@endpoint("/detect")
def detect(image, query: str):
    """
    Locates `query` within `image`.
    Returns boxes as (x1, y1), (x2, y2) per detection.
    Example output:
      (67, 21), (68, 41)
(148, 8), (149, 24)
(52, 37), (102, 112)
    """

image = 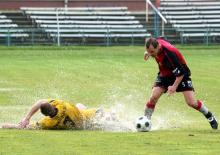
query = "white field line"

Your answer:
(0, 88), (24, 92)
